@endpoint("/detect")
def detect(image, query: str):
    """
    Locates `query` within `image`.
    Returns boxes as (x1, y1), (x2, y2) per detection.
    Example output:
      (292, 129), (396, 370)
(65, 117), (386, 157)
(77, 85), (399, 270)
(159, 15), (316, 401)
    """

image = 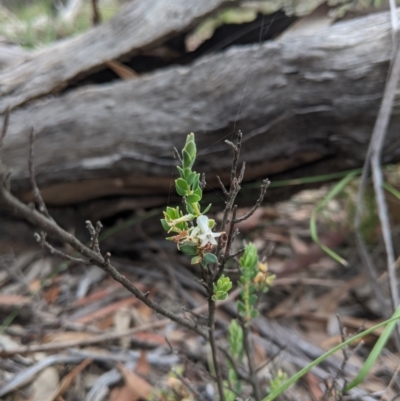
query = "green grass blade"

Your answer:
(344, 303), (400, 391)
(263, 314), (400, 401)
(310, 171), (358, 266)
(383, 181), (400, 200)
